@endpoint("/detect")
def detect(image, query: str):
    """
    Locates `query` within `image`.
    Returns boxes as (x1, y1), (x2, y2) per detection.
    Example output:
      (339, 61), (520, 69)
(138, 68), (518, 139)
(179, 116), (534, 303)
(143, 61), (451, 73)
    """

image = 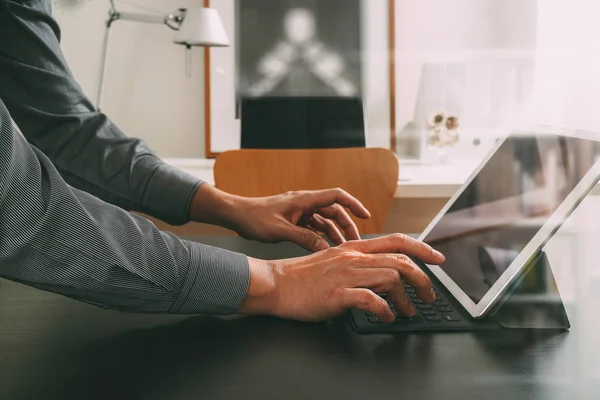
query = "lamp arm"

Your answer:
(117, 12), (170, 25)
(95, 2), (187, 109)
